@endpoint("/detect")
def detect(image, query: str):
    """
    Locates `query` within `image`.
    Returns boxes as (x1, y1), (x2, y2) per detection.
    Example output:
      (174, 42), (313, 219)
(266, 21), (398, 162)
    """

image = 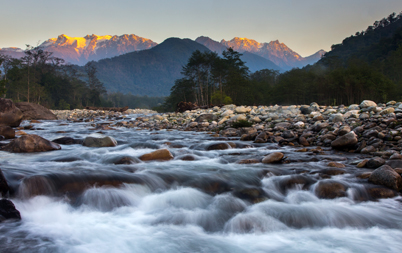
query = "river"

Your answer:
(1, 115), (401, 252)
